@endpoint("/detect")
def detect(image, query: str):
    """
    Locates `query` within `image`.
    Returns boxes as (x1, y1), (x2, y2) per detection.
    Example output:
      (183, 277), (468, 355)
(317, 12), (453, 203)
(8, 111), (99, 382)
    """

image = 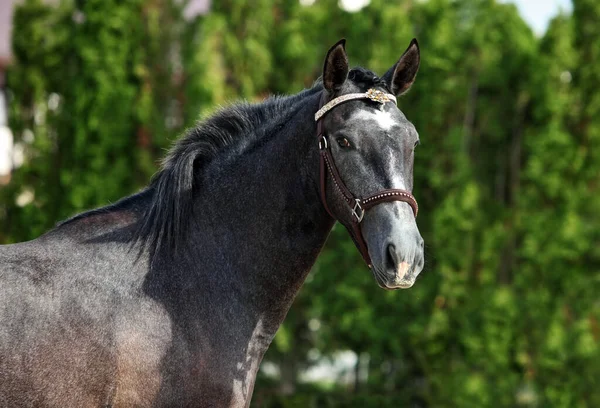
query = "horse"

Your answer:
(0, 39), (424, 407)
